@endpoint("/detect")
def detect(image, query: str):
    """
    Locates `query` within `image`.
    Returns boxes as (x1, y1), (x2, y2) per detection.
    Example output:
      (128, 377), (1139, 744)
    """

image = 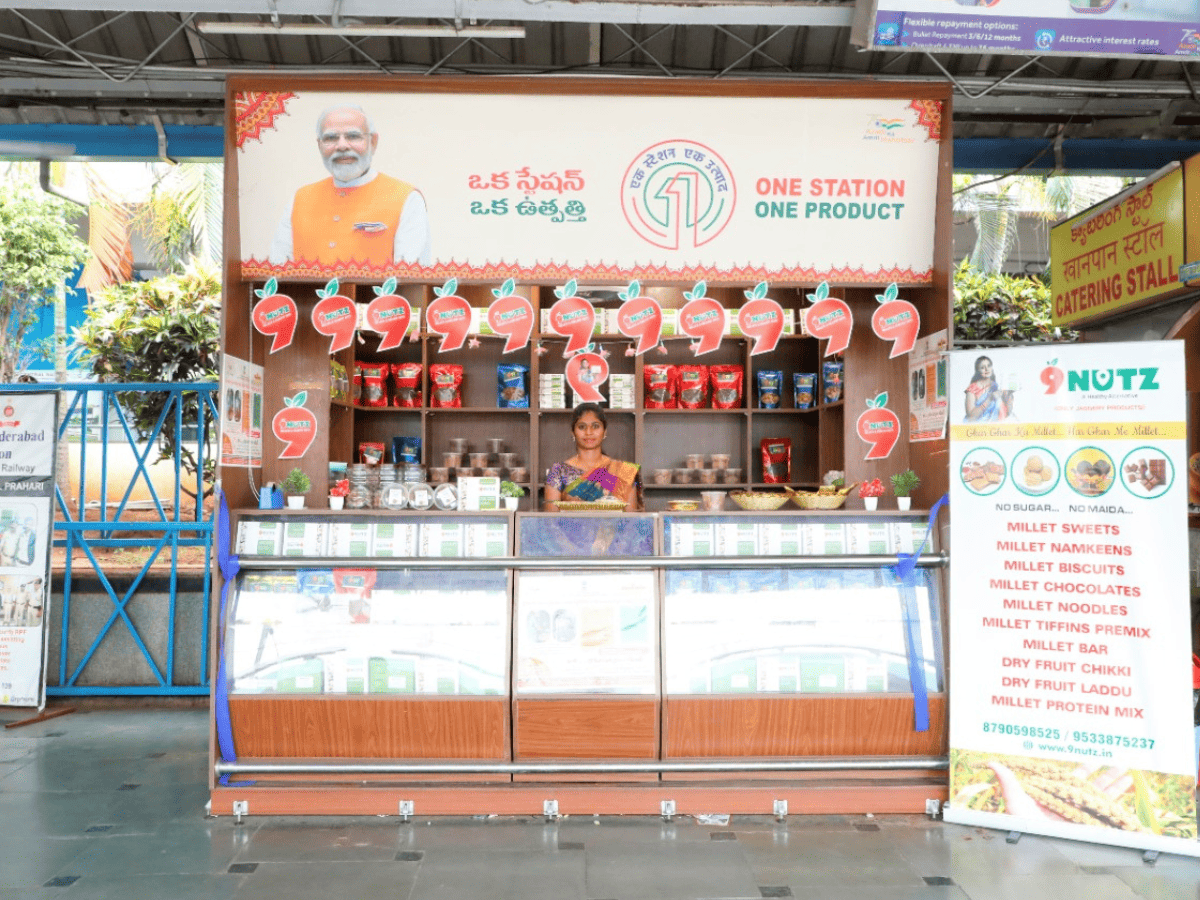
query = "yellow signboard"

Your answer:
(1185, 153), (1200, 286)
(1050, 167), (1185, 327)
